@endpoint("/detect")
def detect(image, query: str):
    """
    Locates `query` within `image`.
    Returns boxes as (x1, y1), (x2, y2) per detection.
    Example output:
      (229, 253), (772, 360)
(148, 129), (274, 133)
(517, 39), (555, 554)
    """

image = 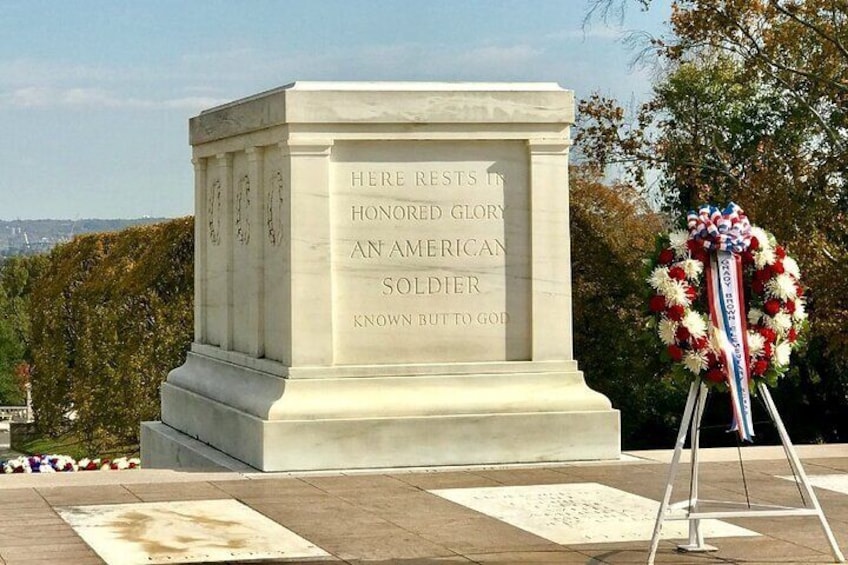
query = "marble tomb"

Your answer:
(141, 82), (620, 471)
